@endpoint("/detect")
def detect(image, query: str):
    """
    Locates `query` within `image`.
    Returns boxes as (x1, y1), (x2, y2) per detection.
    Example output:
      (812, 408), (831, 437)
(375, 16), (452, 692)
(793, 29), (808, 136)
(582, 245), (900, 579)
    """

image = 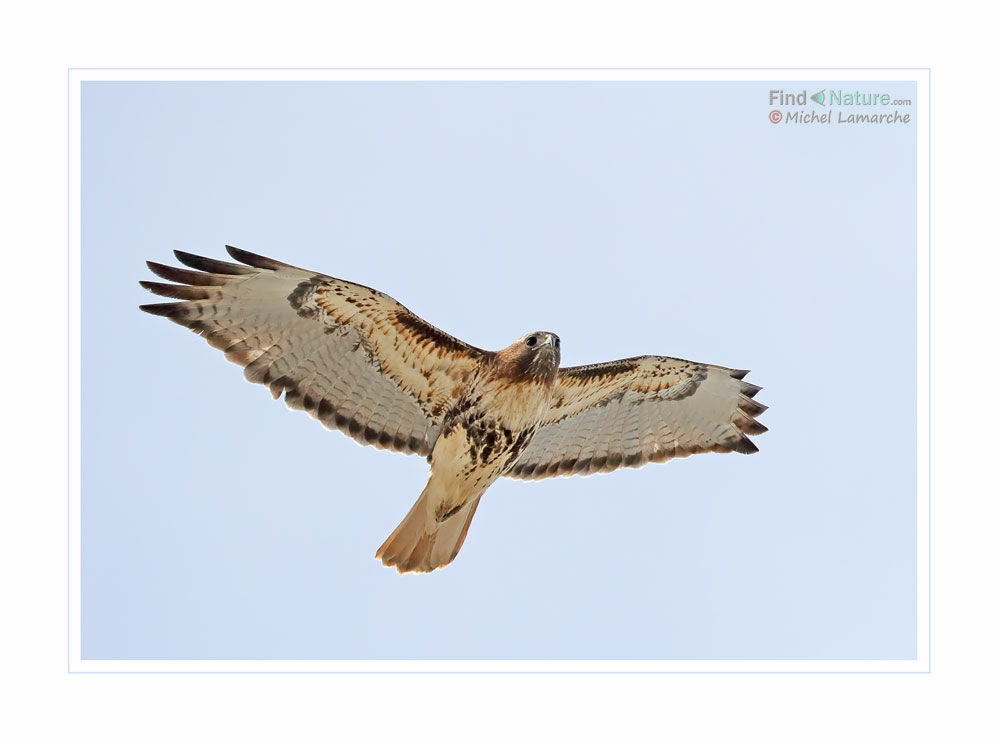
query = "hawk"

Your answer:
(140, 247), (767, 573)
